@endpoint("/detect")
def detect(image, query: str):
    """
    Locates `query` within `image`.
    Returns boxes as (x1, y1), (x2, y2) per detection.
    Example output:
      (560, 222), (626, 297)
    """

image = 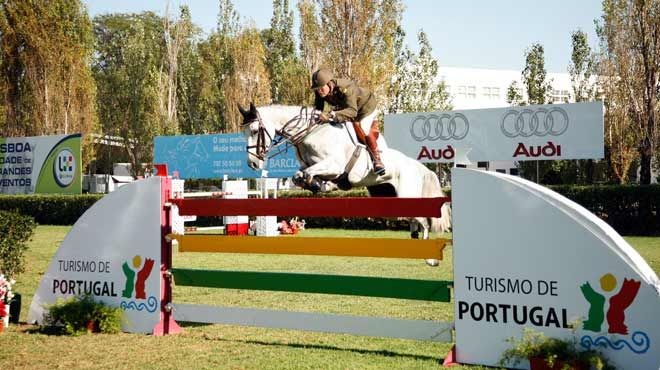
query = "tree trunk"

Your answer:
(639, 138), (652, 184)
(586, 159), (594, 184)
